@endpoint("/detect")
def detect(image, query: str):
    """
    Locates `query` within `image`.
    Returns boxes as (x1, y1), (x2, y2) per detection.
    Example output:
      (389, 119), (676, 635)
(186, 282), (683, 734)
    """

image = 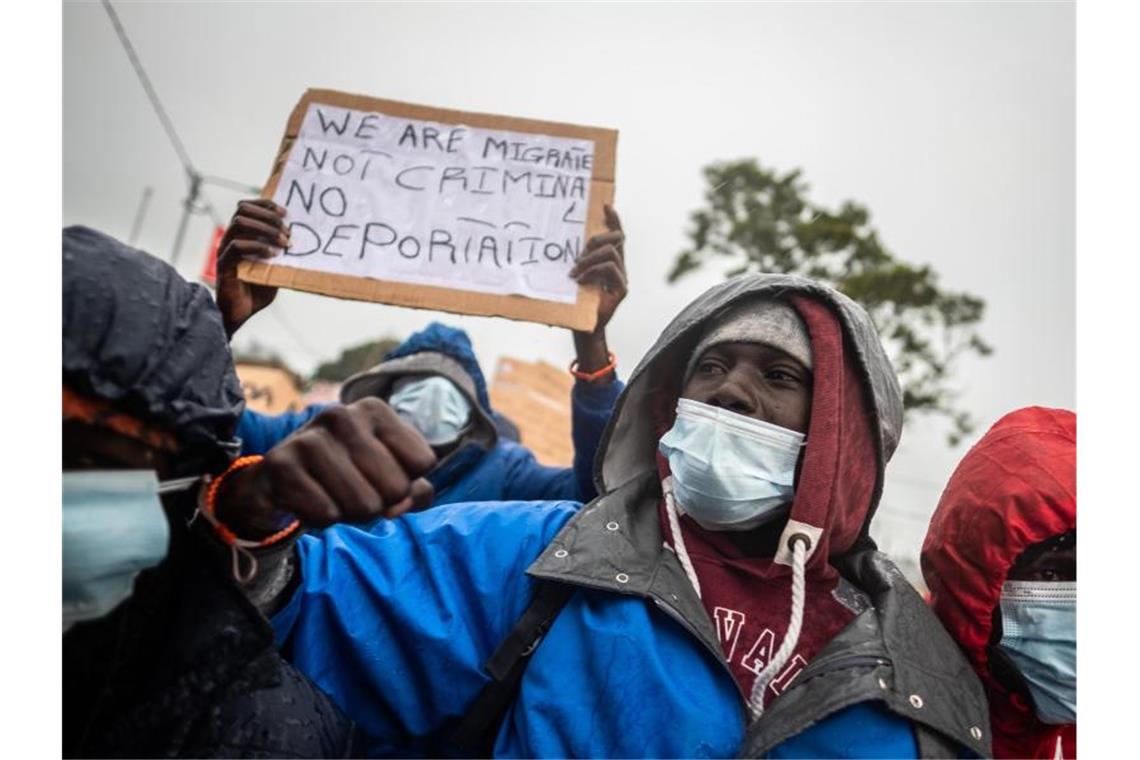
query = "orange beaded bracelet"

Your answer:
(569, 352), (617, 383)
